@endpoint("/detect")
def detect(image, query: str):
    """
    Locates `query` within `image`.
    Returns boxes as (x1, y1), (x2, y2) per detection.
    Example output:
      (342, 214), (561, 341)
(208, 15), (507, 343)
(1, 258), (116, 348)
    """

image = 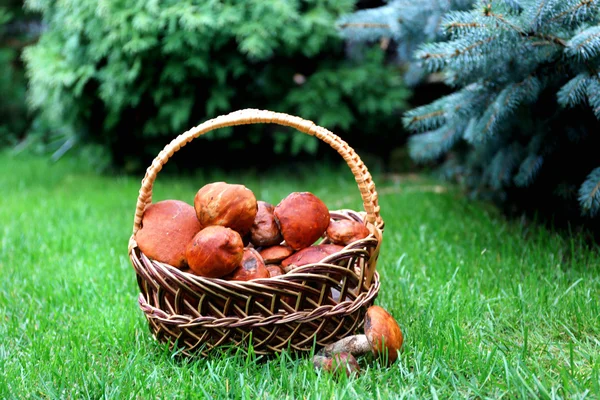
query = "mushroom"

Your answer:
(274, 192), (330, 250)
(249, 201), (283, 247)
(266, 264), (284, 278)
(317, 305), (403, 365)
(186, 225), (244, 278)
(258, 244), (295, 264)
(280, 243), (344, 273)
(313, 352), (360, 378)
(325, 219), (371, 246)
(194, 181), (258, 236)
(225, 248), (270, 281)
(136, 199), (202, 269)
